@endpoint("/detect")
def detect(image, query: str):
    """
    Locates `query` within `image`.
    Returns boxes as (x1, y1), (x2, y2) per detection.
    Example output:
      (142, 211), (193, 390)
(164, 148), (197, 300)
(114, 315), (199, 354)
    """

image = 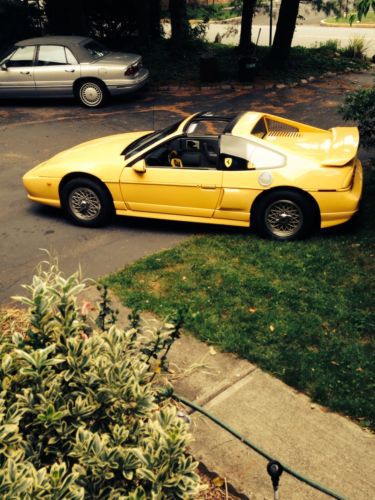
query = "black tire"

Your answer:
(61, 178), (113, 227)
(77, 80), (108, 108)
(252, 190), (318, 241)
